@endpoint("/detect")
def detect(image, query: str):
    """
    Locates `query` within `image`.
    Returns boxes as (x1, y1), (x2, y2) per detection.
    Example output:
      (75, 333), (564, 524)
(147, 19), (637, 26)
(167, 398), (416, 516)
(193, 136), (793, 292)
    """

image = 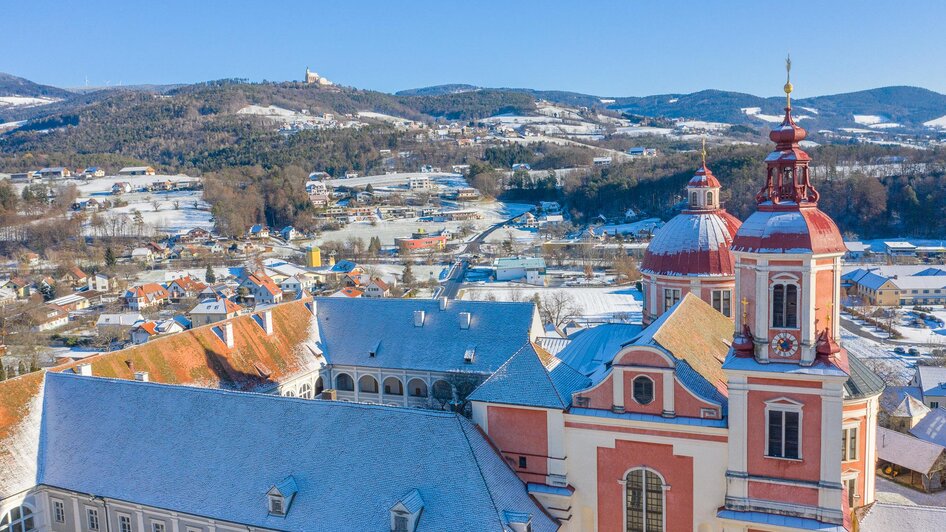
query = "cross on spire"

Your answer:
(701, 137), (707, 166)
(741, 297), (749, 321)
(784, 54), (793, 108)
